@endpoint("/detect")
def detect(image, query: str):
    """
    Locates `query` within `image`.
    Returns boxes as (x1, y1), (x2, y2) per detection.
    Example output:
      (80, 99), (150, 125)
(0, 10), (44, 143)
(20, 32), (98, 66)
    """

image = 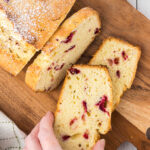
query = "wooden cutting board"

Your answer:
(0, 0), (150, 149)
